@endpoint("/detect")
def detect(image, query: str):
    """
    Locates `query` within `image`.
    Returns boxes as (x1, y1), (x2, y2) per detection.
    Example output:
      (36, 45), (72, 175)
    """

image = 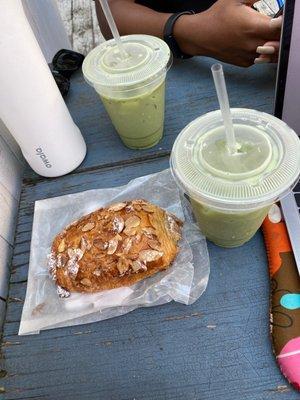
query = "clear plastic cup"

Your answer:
(170, 109), (300, 247)
(82, 34), (172, 149)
